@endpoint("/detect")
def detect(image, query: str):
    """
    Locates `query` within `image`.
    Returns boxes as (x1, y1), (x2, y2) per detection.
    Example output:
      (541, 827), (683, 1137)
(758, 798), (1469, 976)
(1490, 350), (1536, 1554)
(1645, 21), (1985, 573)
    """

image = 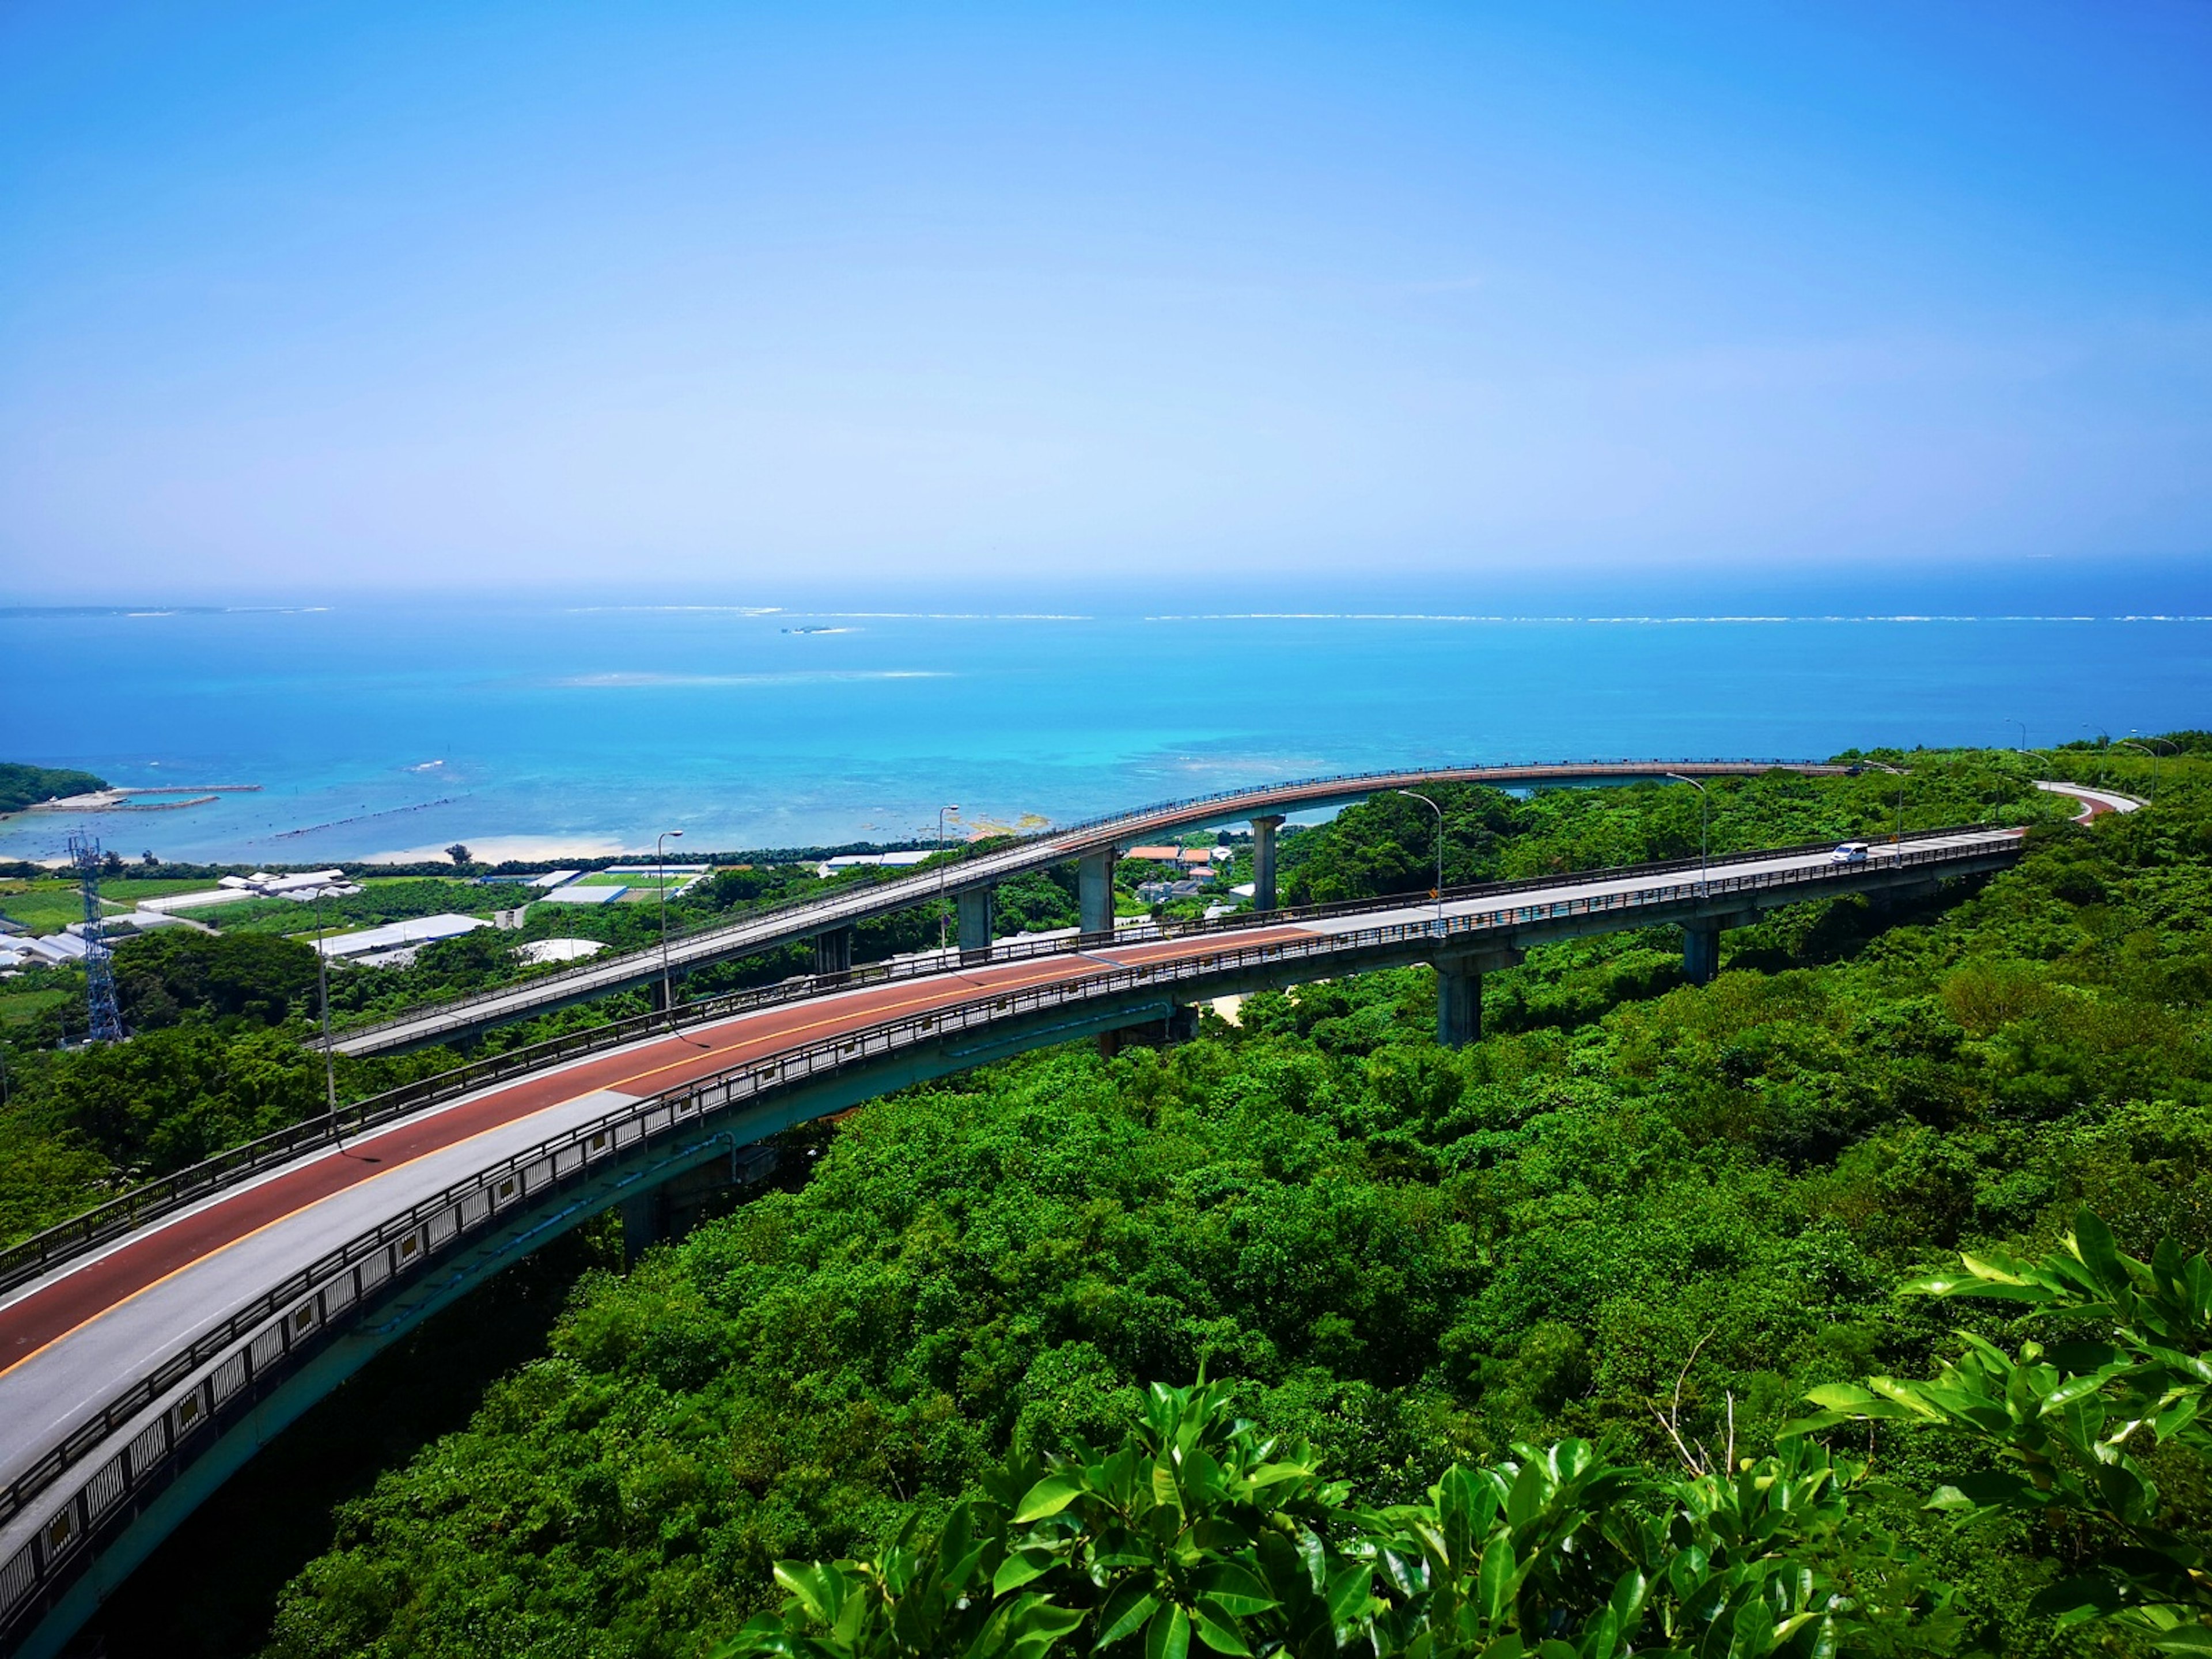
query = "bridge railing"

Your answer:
(0, 824), (2010, 1302)
(322, 758), (1853, 1046)
(0, 824), (2020, 1648)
